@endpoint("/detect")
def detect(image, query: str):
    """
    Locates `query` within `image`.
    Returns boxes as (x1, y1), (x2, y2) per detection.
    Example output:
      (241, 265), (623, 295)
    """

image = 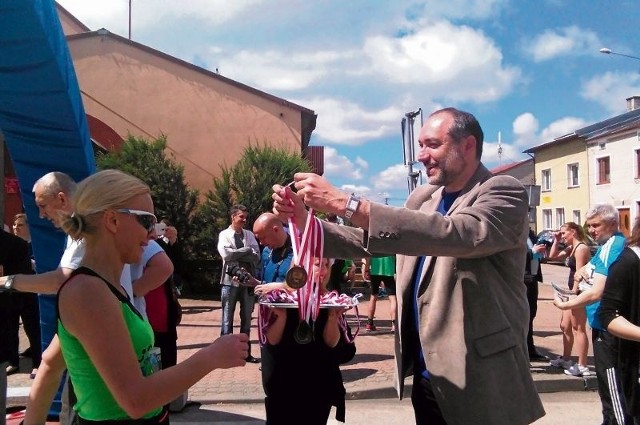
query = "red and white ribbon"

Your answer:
(290, 210), (324, 327)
